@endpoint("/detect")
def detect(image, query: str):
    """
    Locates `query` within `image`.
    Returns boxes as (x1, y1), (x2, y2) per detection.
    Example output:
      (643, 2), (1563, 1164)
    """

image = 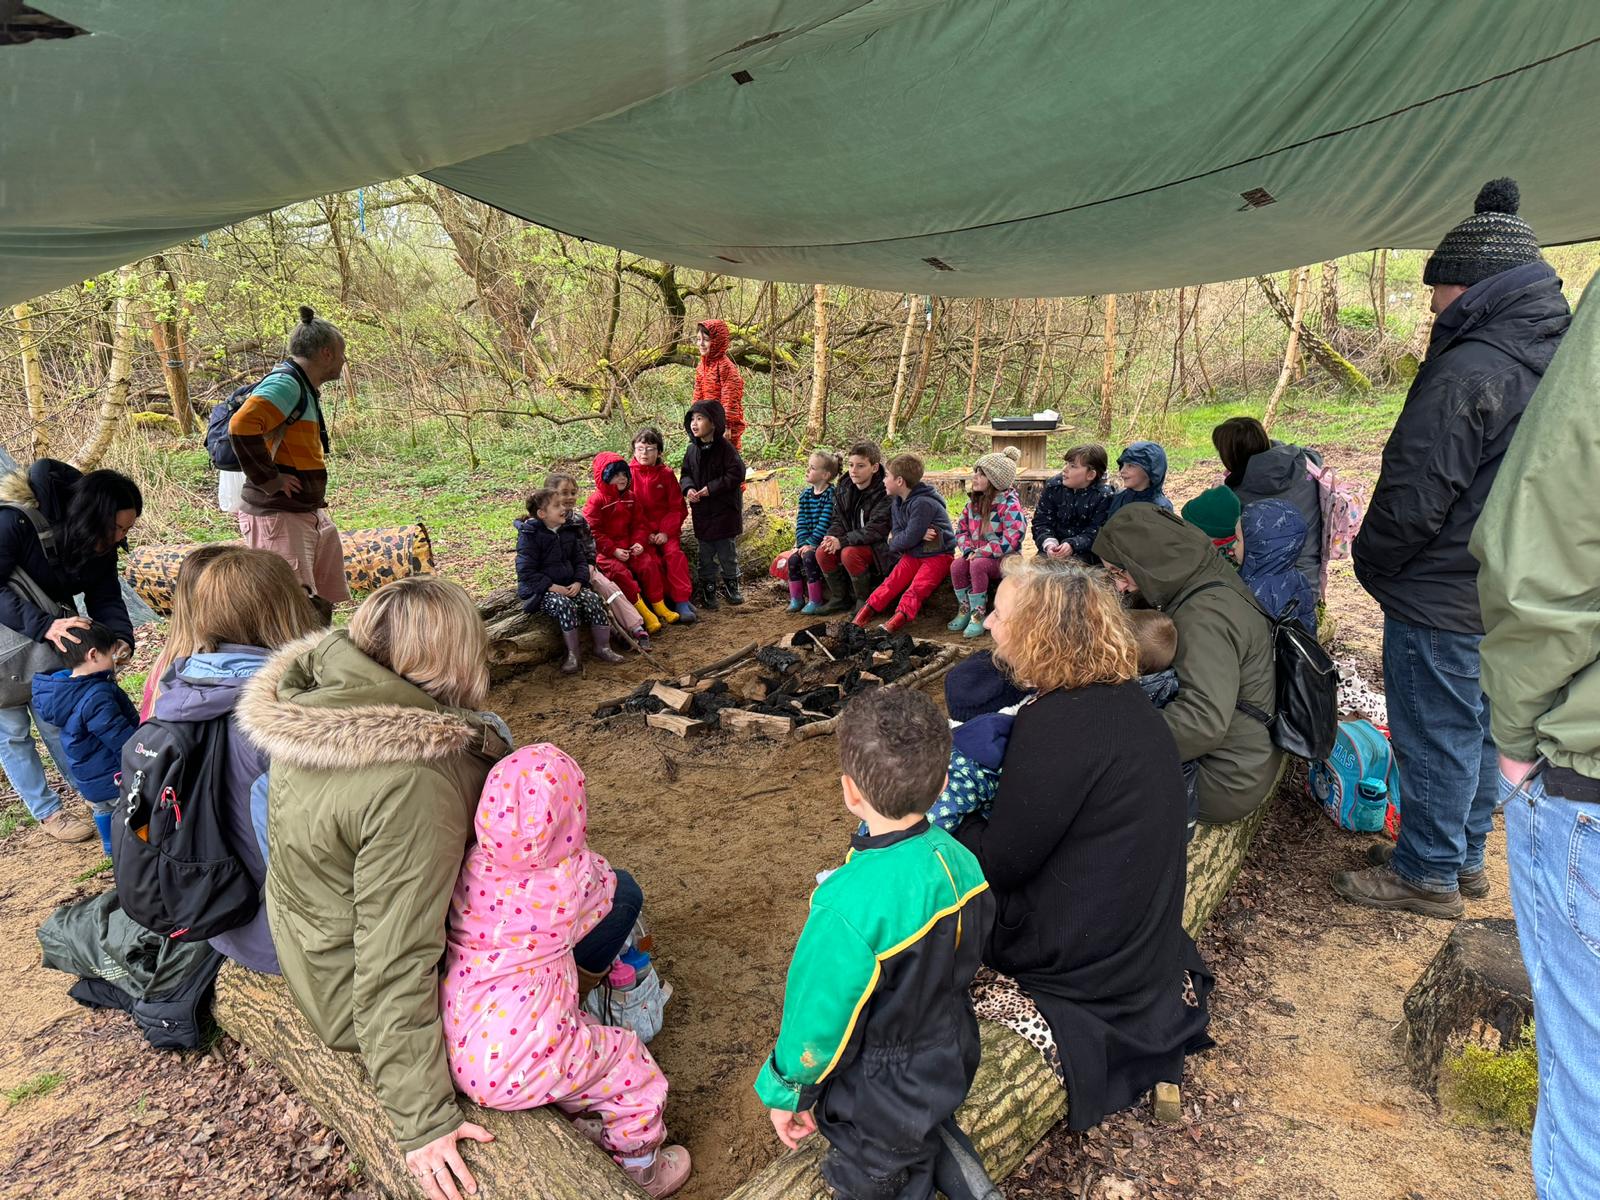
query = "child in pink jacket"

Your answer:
(441, 744), (691, 1198)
